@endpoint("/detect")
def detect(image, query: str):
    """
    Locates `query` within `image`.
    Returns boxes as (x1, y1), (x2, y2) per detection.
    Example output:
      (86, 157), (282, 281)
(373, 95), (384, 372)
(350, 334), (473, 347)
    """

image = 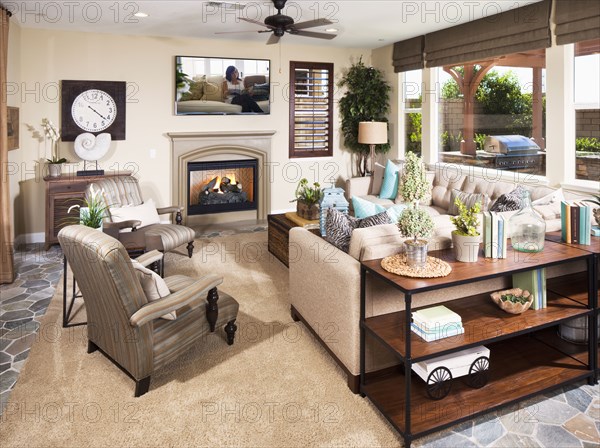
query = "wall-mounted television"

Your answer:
(175, 56), (270, 115)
